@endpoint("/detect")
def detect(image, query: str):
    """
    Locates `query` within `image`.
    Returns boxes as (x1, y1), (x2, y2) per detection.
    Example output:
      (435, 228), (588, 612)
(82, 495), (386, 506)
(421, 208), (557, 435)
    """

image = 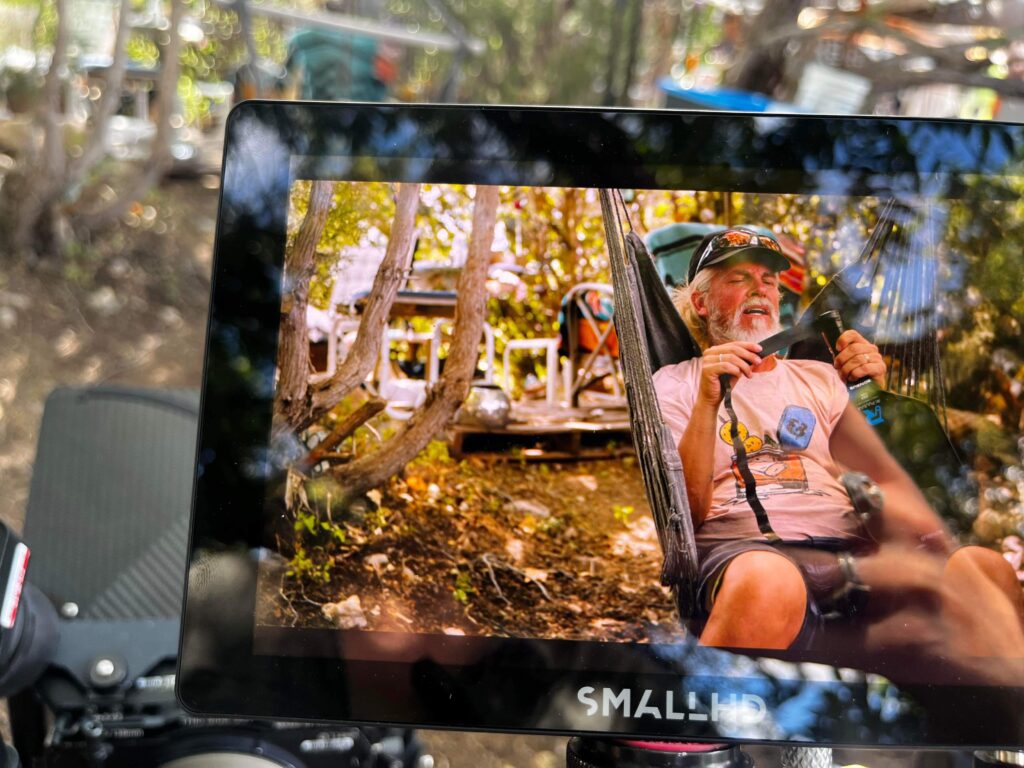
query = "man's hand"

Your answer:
(697, 342), (762, 407)
(834, 330), (886, 388)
